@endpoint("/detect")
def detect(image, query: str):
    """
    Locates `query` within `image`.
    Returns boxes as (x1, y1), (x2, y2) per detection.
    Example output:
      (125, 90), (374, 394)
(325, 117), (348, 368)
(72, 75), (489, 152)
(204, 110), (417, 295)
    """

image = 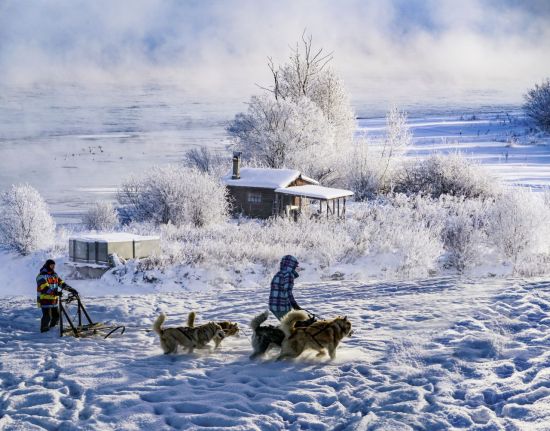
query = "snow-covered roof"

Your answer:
(70, 233), (160, 243)
(222, 168), (318, 189)
(274, 185), (354, 200)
